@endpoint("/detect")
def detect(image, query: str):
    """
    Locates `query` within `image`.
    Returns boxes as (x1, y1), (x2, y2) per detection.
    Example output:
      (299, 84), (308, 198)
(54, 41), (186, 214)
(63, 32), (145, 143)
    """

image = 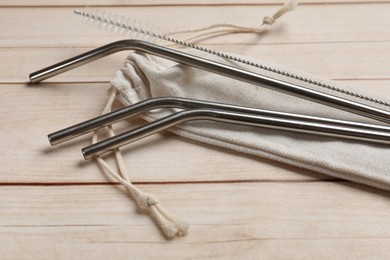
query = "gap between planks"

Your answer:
(1, 1), (390, 8)
(0, 178), (345, 186)
(3, 40), (390, 50)
(3, 78), (389, 85)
